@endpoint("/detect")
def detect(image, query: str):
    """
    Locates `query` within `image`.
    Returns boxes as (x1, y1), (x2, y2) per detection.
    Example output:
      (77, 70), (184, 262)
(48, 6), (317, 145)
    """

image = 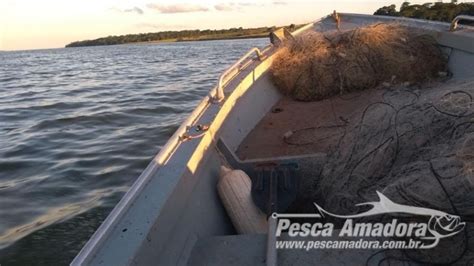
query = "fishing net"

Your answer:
(289, 80), (474, 264)
(270, 23), (448, 101)
(267, 22), (473, 263)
